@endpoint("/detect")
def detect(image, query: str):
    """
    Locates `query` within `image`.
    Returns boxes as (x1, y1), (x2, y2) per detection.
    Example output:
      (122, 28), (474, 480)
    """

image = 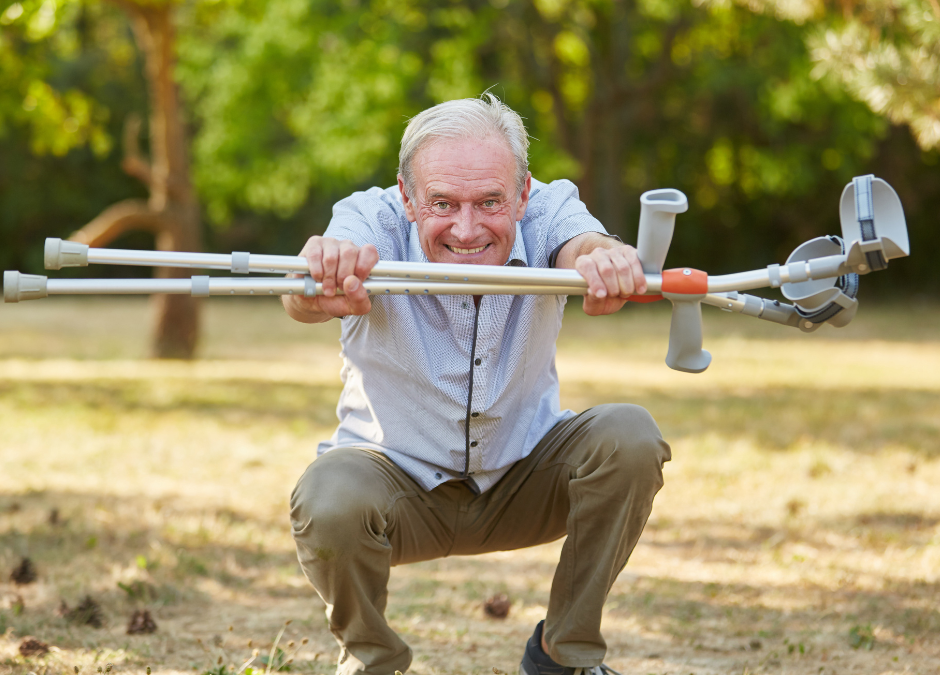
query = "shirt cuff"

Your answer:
(548, 233), (624, 268)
